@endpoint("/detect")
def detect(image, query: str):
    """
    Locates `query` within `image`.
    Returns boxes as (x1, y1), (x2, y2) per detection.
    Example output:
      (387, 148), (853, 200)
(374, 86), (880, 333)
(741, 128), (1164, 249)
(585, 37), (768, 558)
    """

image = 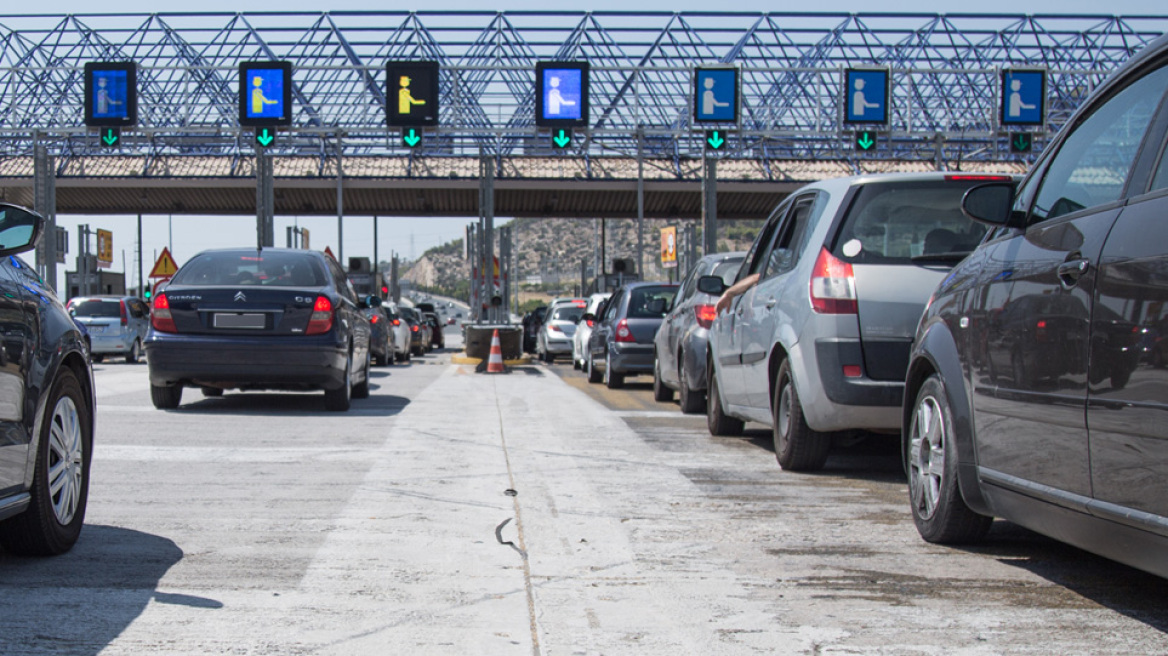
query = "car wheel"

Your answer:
(125, 339), (141, 364)
(352, 351), (371, 400)
(91, 354), (104, 363)
(0, 368), (91, 556)
(706, 361), (743, 437)
(150, 384), (182, 409)
(773, 359), (831, 471)
(587, 352), (602, 384)
(604, 351), (624, 389)
(324, 353), (353, 412)
(678, 360), (705, 414)
(907, 374), (992, 543)
(652, 356), (673, 402)
(201, 387), (223, 398)
(573, 356), (582, 371)
(374, 348), (388, 367)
